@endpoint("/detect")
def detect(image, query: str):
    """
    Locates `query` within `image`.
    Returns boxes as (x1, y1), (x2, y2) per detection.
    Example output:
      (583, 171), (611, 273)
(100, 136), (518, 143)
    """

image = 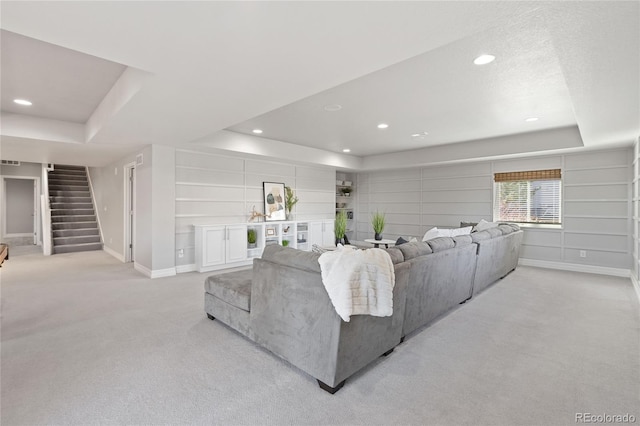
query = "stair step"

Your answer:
(51, 215), (96, 223)
(50, 202), (94, 210)
(49, 196), (92, 203)
(49, 176), (87, 182)
(49, 184), (89, 191)
(53, 242), (102, 254)
(53, 165), (86, 171)
(53, 235), (101, 245)
(52, 221), (98, 230)
(51, 209), (95, 216)
(53, 228), (99, 238)
(49, 190), (91, 197)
